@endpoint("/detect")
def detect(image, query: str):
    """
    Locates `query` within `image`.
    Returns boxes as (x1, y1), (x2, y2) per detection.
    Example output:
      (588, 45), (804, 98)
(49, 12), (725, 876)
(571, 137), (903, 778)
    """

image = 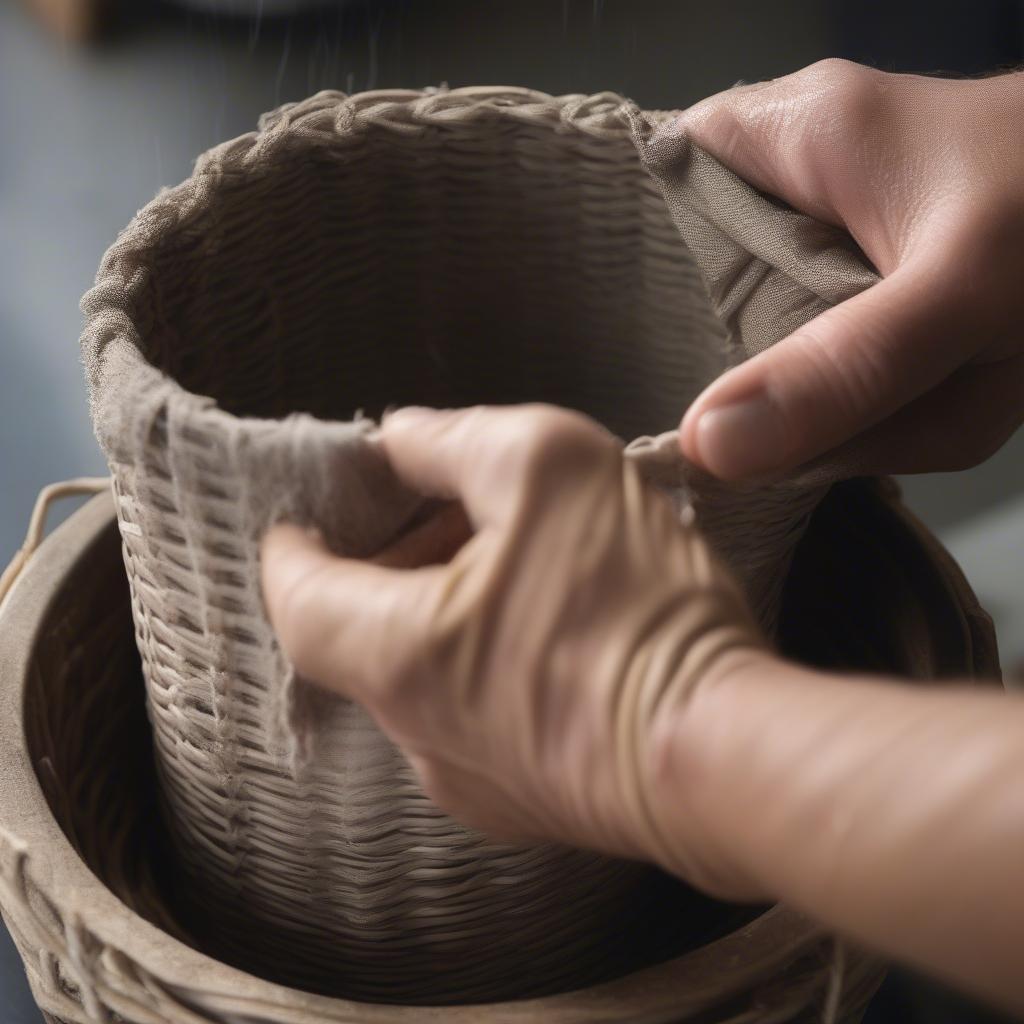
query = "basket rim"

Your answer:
(78, 87), (669, 465)
(0, 492), (831, 1022)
